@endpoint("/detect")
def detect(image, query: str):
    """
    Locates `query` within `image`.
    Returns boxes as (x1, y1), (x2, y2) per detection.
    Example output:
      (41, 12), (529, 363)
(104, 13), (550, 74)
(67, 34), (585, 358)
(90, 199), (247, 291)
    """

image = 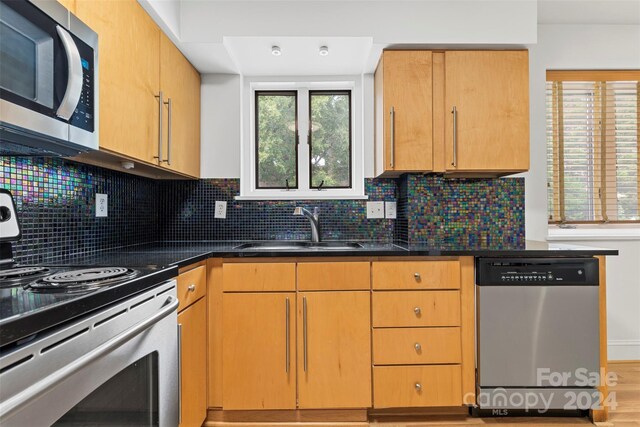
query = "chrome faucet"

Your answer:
(293, 207), (321, 242)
